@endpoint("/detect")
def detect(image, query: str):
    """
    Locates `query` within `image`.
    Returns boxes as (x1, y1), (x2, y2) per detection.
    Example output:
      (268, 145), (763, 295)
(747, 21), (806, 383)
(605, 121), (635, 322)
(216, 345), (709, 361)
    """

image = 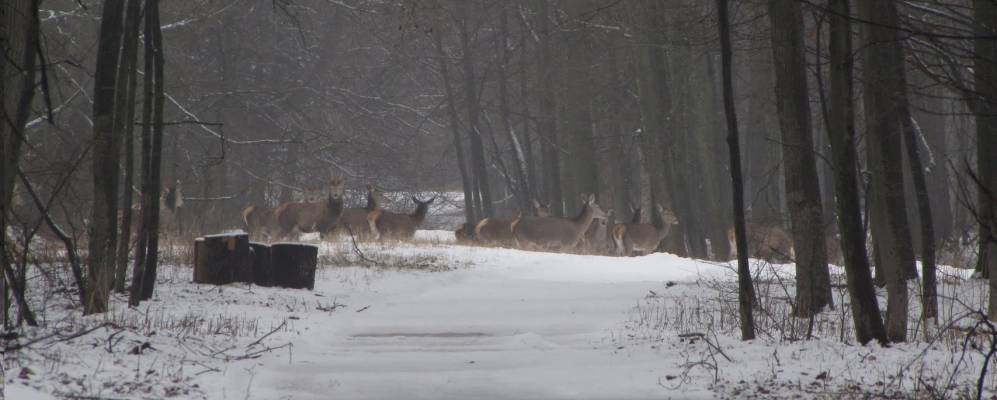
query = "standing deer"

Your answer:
(274, 179), (345, 239)
(242, 205), (279, 240)
(610, 203), (678, 256)
(726, 222), (795, 263)
(582, 207), (615, 253)
(332, 185), (389, 240)
(367, 196), (435, 241)
(511, 194), (607, 251)
(474, 199), (552, 247)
